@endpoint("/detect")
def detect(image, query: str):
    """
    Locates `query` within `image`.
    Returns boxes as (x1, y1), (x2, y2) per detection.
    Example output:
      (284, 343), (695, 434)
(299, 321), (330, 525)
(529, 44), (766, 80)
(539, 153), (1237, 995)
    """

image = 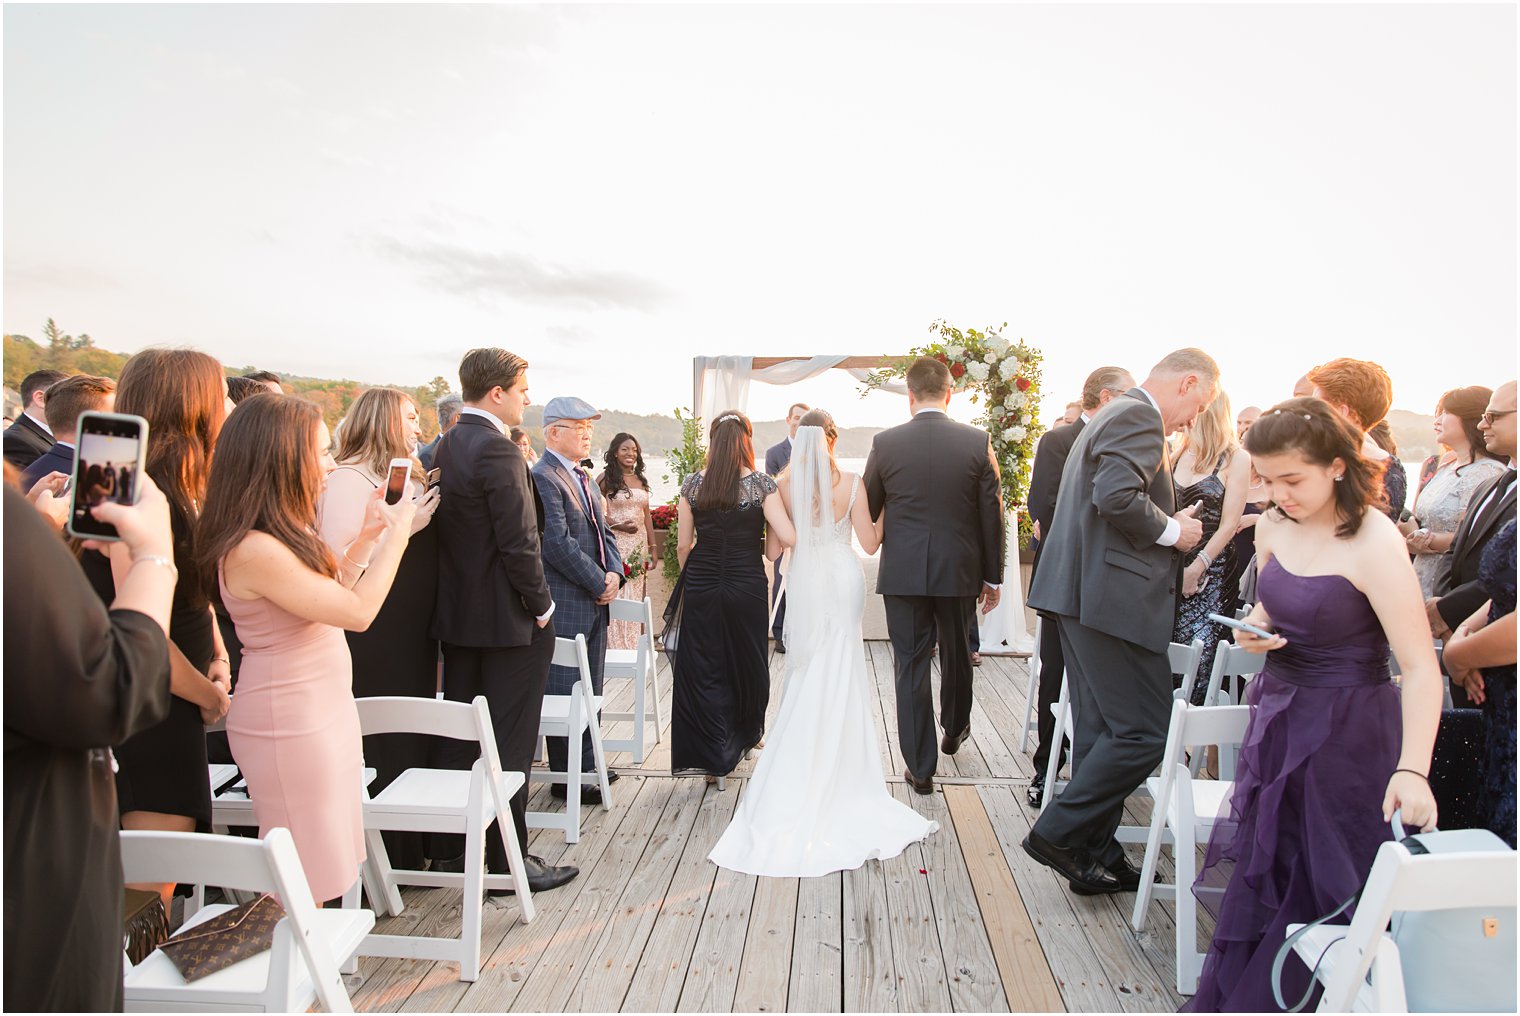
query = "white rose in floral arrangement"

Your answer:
(1020, 413), (1031, 425)
(1008, 425), (1028, 442)
(1008, 391), (1027, 409)
(998, 358), (1019, 381)
(983, 350), (998, 364)
(988, 334), (1010, 354)
(946, 344), (965, 360)
(968, 361), (989, 381)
